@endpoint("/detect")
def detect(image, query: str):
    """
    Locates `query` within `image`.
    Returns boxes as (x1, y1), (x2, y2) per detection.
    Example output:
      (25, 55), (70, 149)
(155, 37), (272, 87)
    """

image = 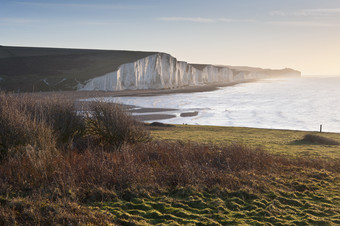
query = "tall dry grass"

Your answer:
(0, 92), (150, 159)
(1, 140), (338, 224)
(1, 140), (338, 198)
